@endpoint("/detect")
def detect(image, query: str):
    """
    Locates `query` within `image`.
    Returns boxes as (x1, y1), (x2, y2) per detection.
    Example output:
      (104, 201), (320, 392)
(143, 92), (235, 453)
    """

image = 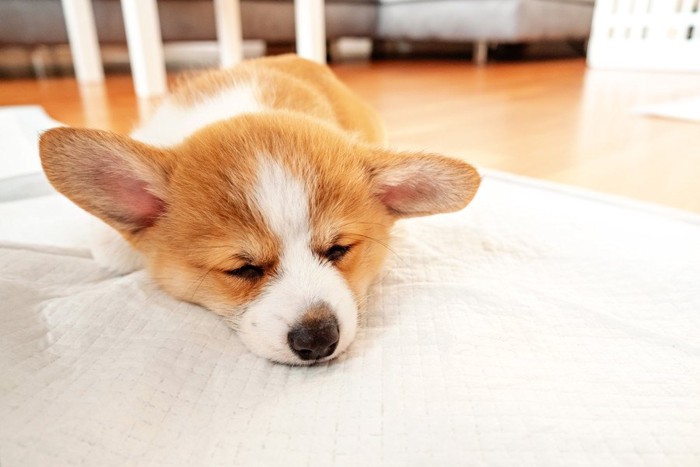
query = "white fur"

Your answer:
(90, 82), (263, 273)
(89, 216), (143, 274)
(131, 84), (263, 147)
(234, 157), (358, 365)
